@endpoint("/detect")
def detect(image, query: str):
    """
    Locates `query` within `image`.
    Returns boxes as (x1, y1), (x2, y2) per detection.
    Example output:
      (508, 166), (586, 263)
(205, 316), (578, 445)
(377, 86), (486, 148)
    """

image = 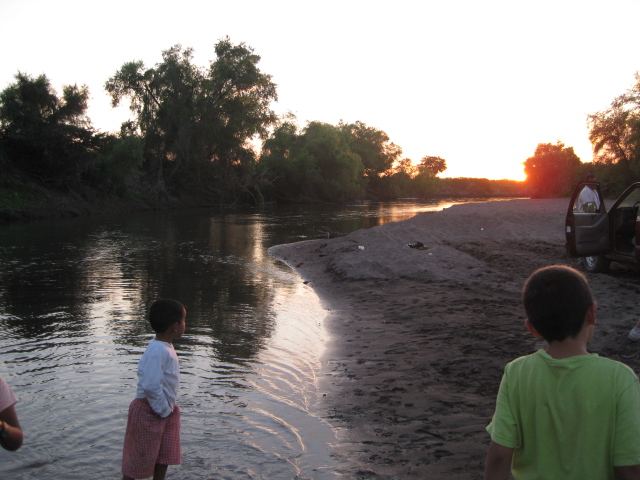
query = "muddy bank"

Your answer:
(270, 198), (640, 479)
